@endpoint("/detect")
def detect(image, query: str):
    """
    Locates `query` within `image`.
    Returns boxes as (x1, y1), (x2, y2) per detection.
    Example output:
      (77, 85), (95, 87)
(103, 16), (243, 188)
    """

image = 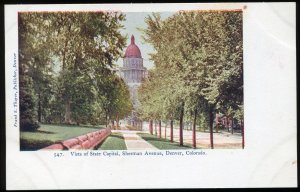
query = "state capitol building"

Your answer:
(119, 35), (147, 128)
